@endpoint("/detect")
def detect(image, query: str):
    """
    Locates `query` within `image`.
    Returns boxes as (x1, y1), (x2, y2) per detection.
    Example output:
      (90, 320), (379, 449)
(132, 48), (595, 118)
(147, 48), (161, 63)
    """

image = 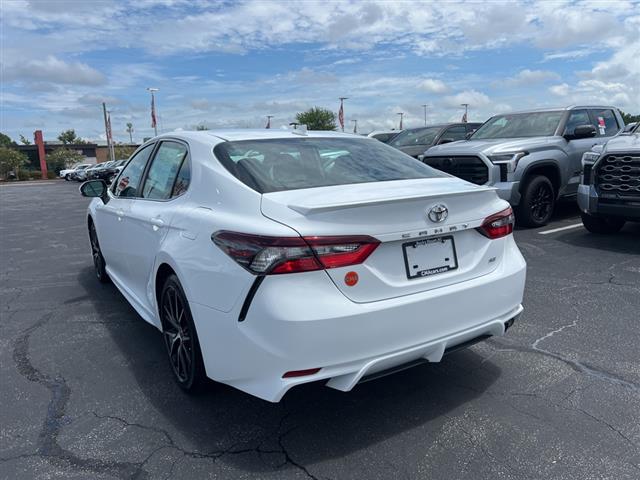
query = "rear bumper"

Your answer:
(578, 184), (640, 220)
(190, 237), (526, 402)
